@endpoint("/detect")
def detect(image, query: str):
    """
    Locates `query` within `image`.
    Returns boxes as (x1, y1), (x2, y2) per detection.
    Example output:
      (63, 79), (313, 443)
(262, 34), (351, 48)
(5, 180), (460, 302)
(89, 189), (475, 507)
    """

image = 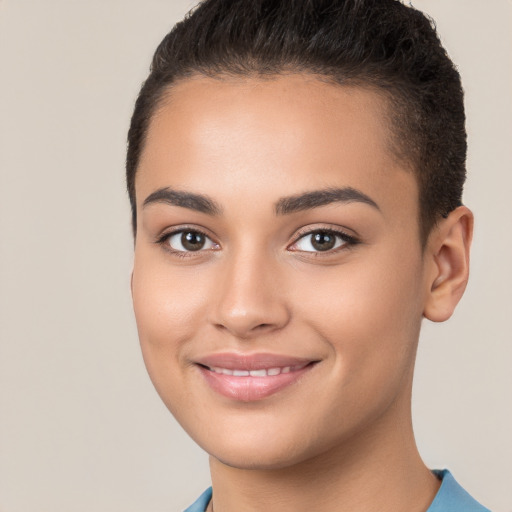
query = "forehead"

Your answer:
(136, 74), (418, 226)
